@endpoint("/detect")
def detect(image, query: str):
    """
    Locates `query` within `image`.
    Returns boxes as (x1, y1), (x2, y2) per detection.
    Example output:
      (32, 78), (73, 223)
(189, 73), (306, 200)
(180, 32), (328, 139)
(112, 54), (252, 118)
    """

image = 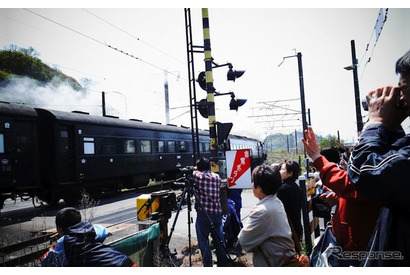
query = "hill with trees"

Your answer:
(0, 45), (82, 91)
(264, 130), (343, 150)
